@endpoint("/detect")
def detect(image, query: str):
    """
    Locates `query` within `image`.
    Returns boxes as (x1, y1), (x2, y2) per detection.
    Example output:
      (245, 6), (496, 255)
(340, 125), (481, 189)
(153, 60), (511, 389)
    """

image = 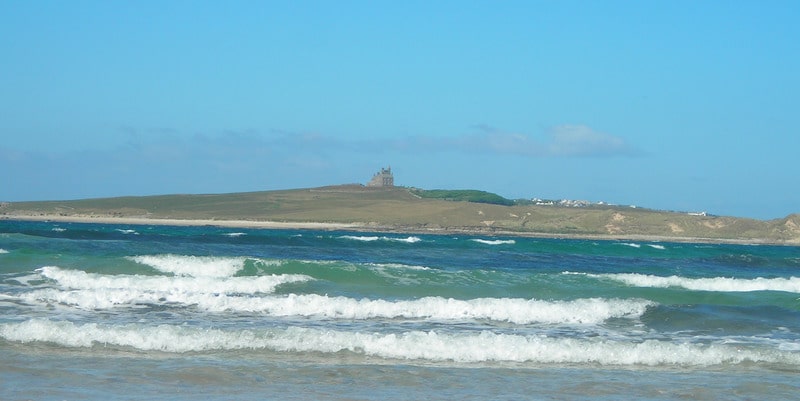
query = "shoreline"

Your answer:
(1, 214), (360, 230)
(3, 213), (795, 246)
